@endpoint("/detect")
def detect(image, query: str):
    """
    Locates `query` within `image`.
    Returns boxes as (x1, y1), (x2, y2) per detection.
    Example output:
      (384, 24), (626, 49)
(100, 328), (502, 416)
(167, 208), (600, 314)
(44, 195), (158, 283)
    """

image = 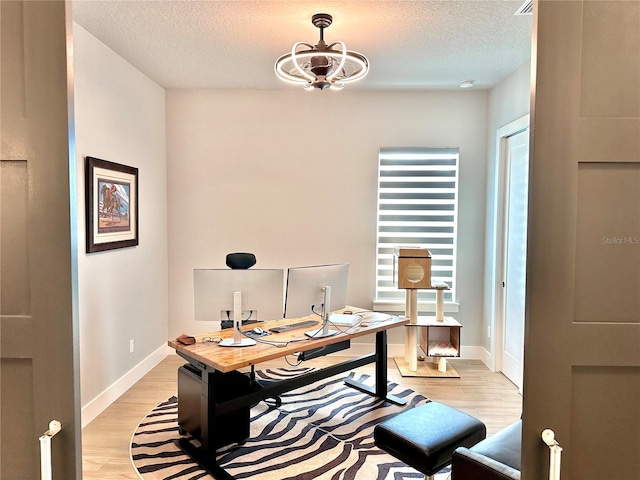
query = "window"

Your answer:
(375, 147), (459, 306)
